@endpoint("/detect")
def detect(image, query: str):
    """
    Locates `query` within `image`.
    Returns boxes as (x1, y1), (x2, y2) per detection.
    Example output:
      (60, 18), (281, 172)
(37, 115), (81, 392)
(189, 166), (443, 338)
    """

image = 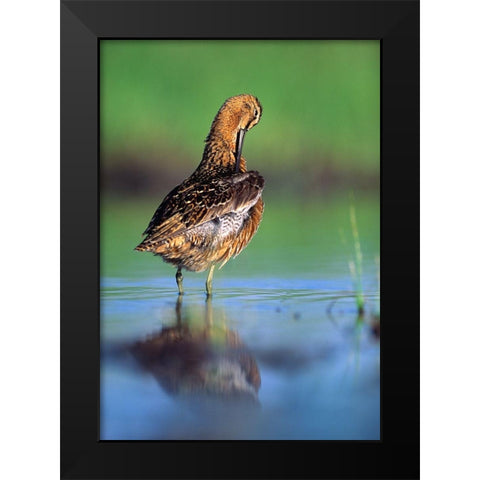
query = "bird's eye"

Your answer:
(254, 109), (258, 117)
